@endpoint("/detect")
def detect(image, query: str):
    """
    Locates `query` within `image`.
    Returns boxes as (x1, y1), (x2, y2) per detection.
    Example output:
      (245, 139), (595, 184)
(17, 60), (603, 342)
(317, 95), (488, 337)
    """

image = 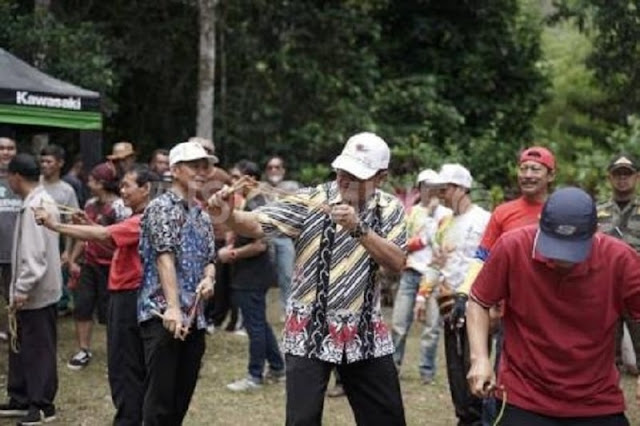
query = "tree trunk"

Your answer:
(196, 0), (216, 140)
